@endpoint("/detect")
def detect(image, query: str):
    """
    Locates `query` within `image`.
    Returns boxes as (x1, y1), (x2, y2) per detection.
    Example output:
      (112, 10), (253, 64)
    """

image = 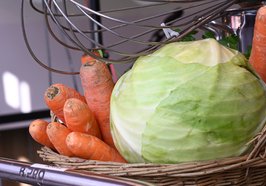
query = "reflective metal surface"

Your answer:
(0, 157), (153, 186)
